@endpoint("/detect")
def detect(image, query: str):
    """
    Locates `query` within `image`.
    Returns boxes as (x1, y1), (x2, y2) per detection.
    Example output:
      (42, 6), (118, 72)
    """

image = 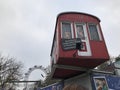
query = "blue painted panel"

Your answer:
(92, 74), (120, 90)
(40, 82), (64, 90)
